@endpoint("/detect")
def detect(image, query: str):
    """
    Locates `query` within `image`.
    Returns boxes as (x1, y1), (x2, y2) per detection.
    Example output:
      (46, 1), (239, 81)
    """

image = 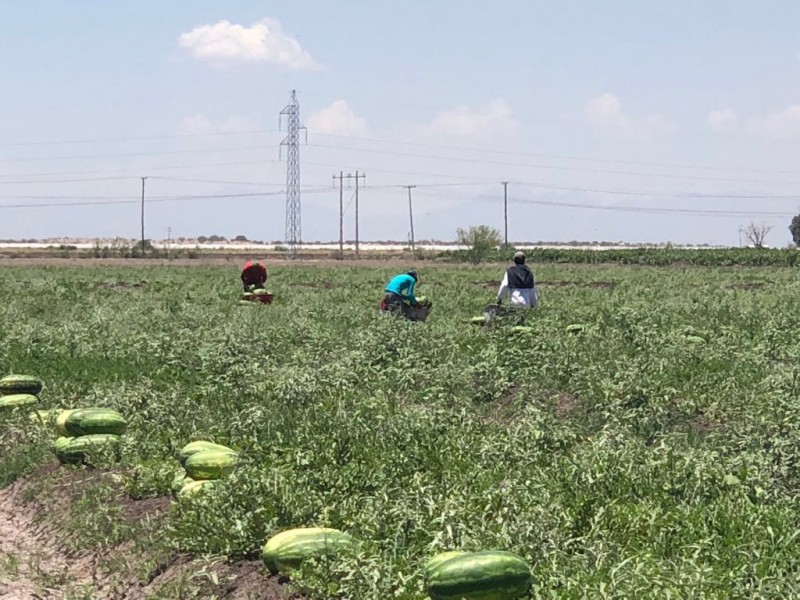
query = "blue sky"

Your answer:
(2, 1), (800, 245)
